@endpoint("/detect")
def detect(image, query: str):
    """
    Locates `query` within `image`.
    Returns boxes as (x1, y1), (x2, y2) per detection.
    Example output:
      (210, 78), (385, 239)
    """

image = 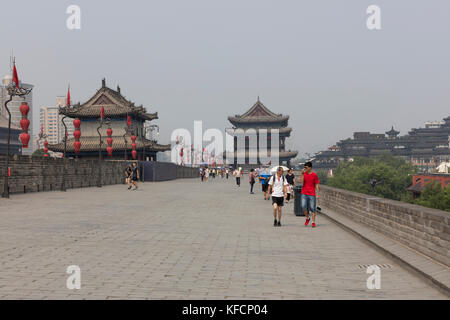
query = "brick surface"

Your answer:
(0, 178), (447, 299)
